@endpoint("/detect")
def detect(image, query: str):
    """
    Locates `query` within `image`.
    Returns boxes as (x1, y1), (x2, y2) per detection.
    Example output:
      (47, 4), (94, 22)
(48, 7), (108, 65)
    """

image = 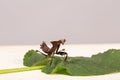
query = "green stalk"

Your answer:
(0, 66), (45, 74)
